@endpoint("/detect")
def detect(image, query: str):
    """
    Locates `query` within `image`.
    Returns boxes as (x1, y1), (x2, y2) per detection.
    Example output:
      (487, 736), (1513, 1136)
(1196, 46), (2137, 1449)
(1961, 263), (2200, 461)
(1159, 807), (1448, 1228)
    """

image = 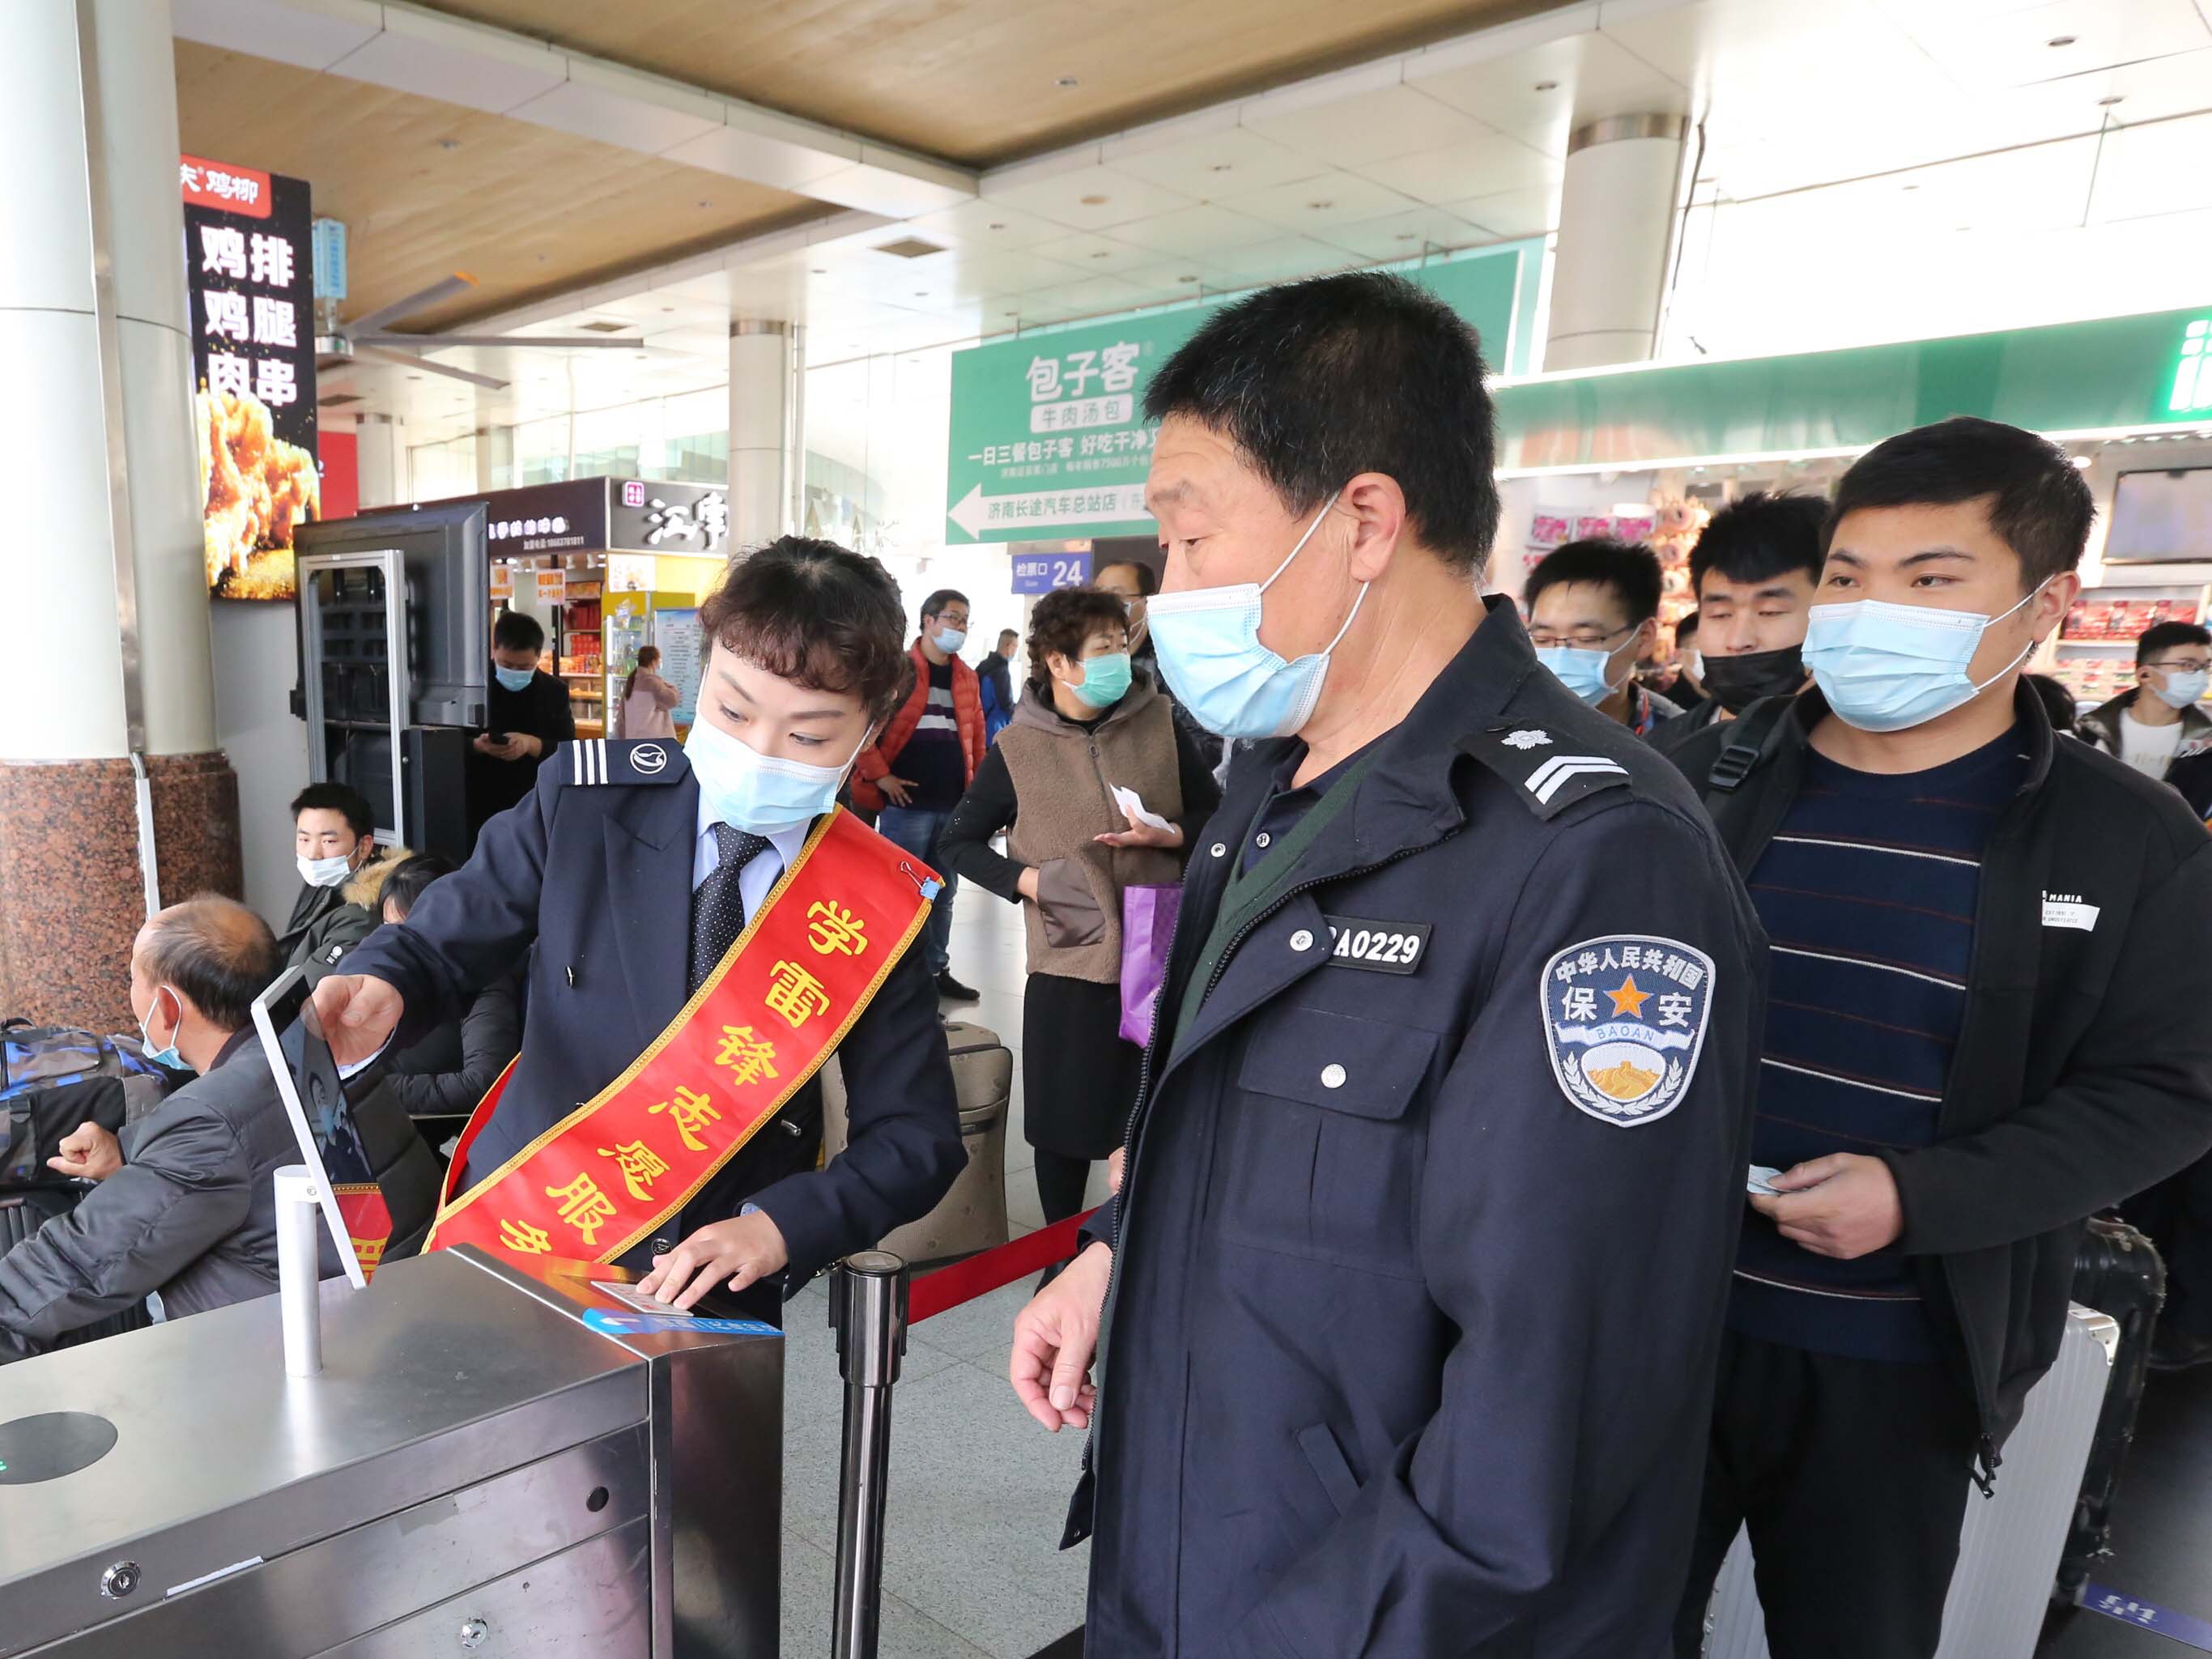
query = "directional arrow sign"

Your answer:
(947, 483), (1150, 540)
